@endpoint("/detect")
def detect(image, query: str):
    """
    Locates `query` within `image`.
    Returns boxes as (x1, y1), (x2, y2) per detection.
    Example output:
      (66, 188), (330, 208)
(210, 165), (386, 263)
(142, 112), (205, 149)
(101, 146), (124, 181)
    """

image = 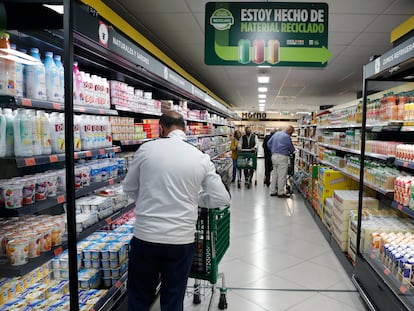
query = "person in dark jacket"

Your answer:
(263, 128), (278, 187)
(238, 127), (259, 182)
